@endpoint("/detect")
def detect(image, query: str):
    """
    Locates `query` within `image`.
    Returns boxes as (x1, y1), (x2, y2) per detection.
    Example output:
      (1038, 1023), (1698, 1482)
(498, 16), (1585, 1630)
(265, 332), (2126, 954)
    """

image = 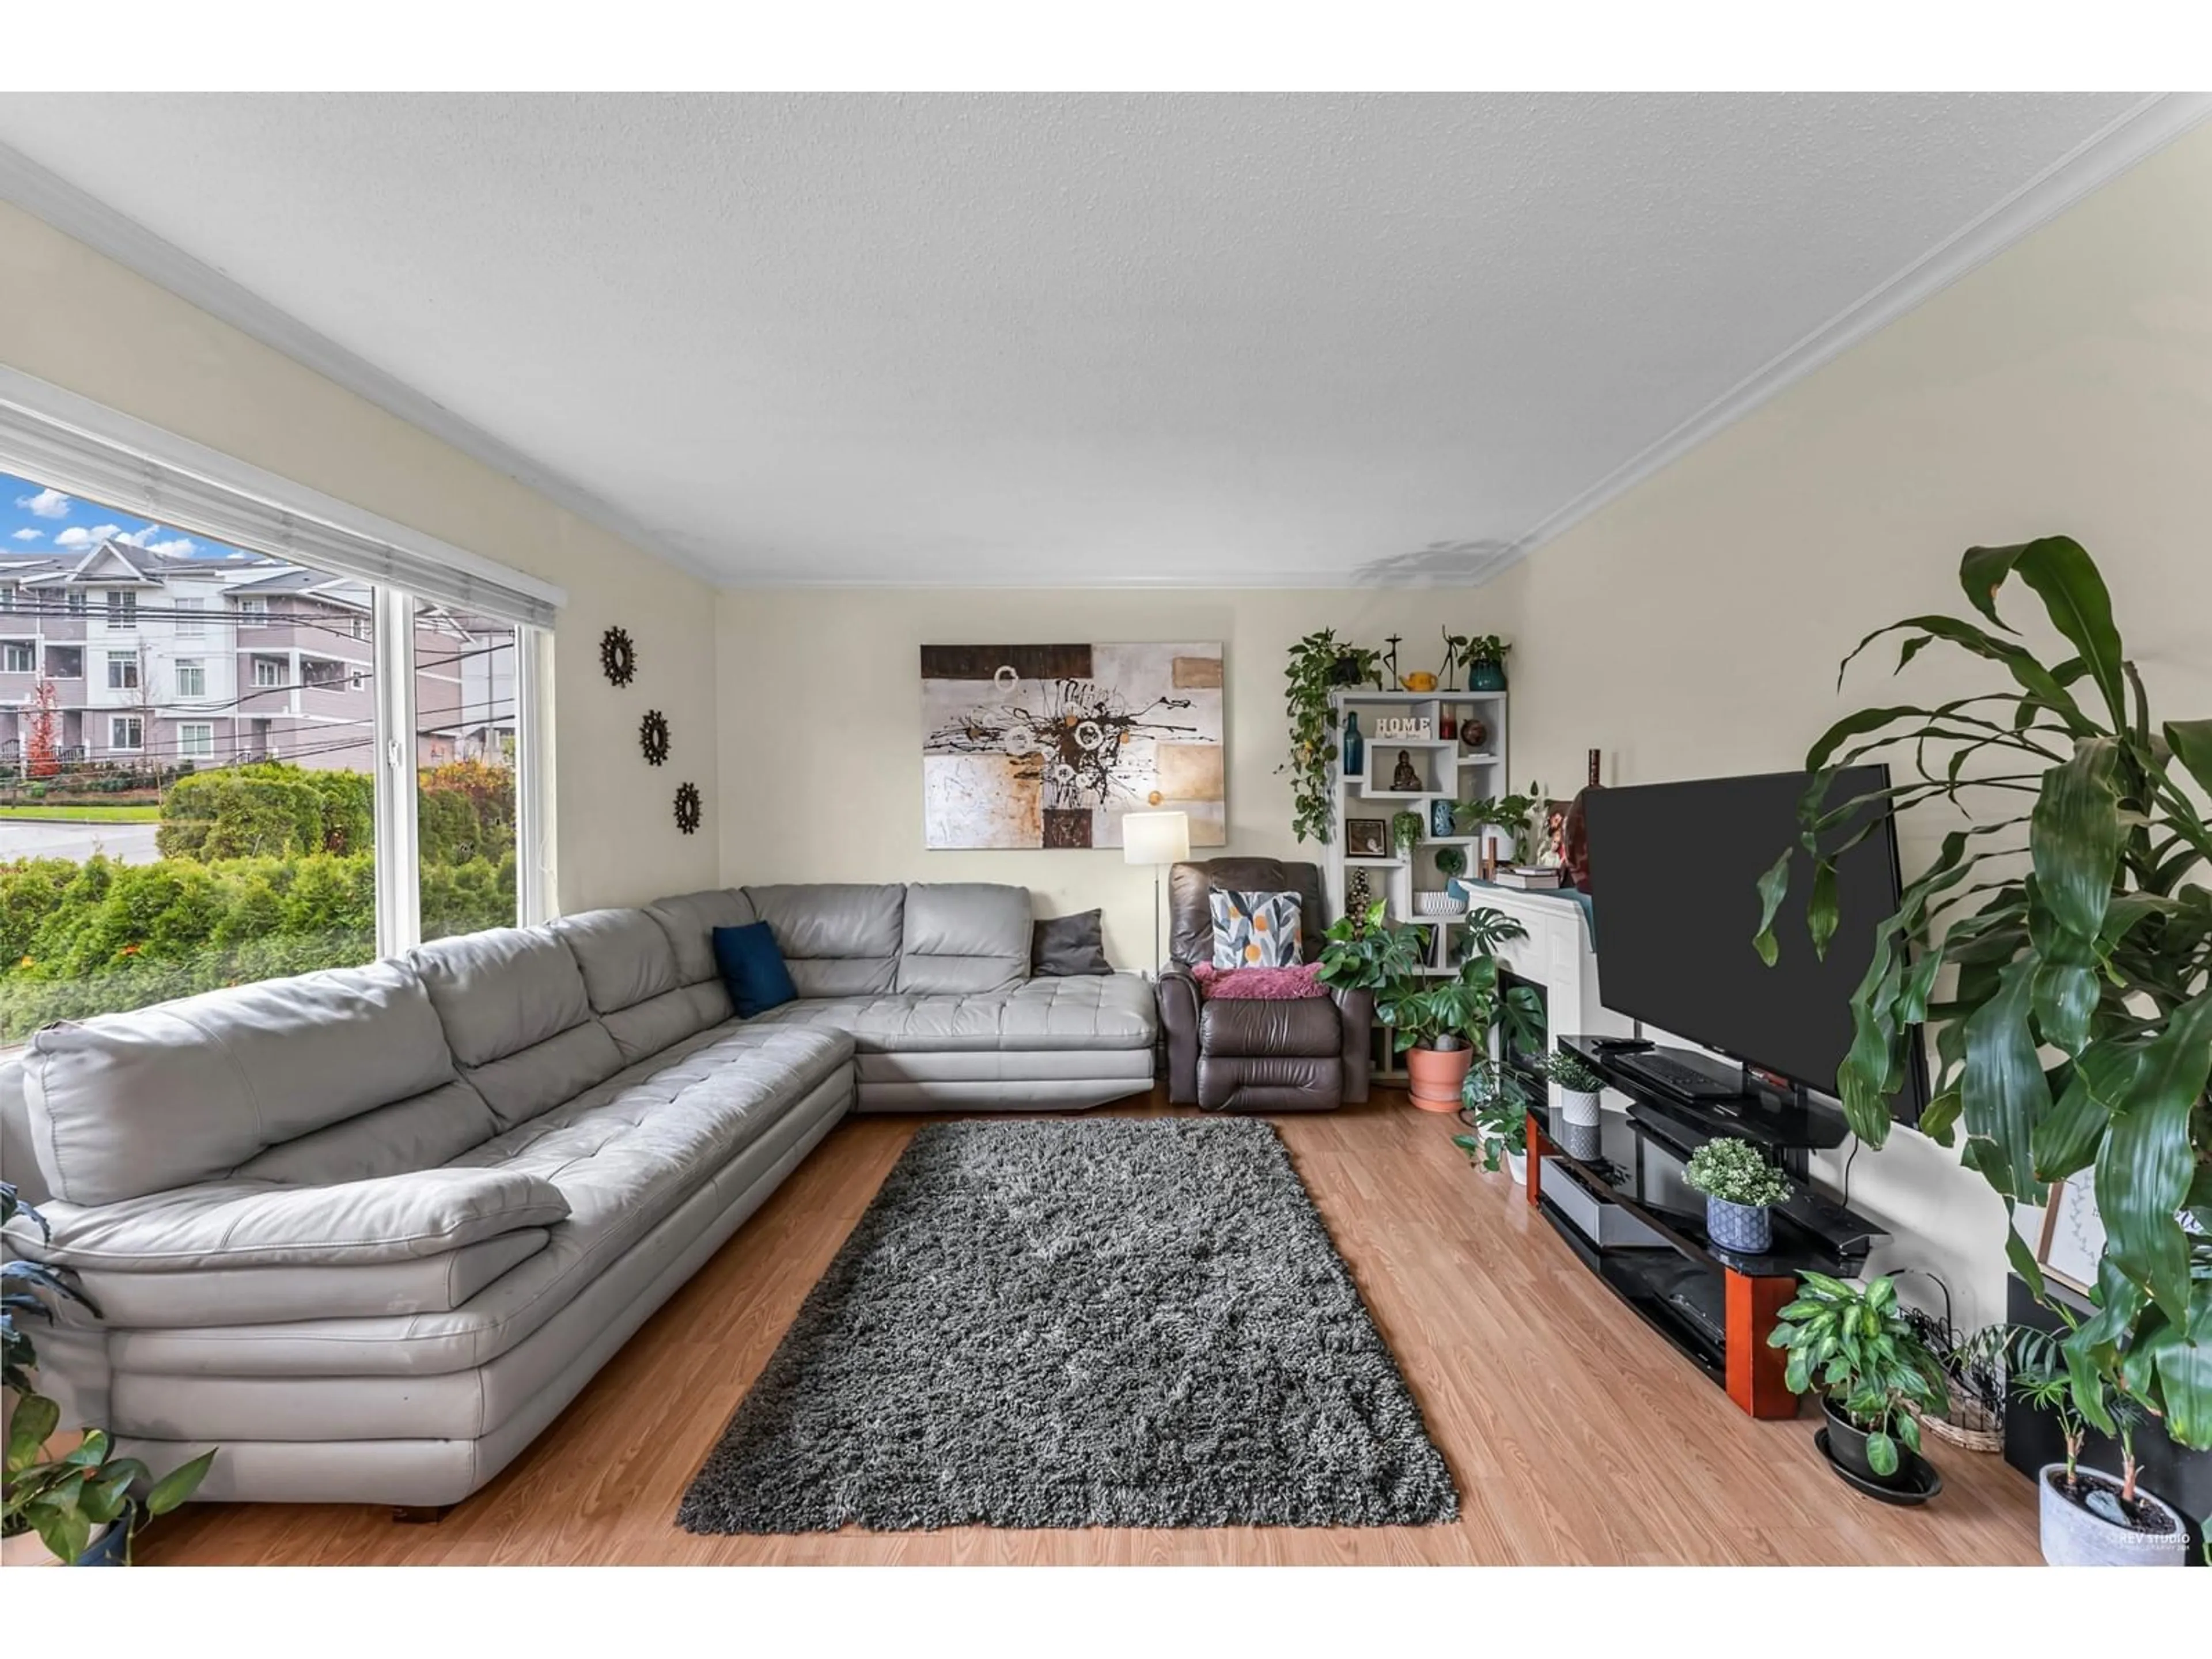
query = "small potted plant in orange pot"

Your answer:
(1377, 910), (1530, 1112)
